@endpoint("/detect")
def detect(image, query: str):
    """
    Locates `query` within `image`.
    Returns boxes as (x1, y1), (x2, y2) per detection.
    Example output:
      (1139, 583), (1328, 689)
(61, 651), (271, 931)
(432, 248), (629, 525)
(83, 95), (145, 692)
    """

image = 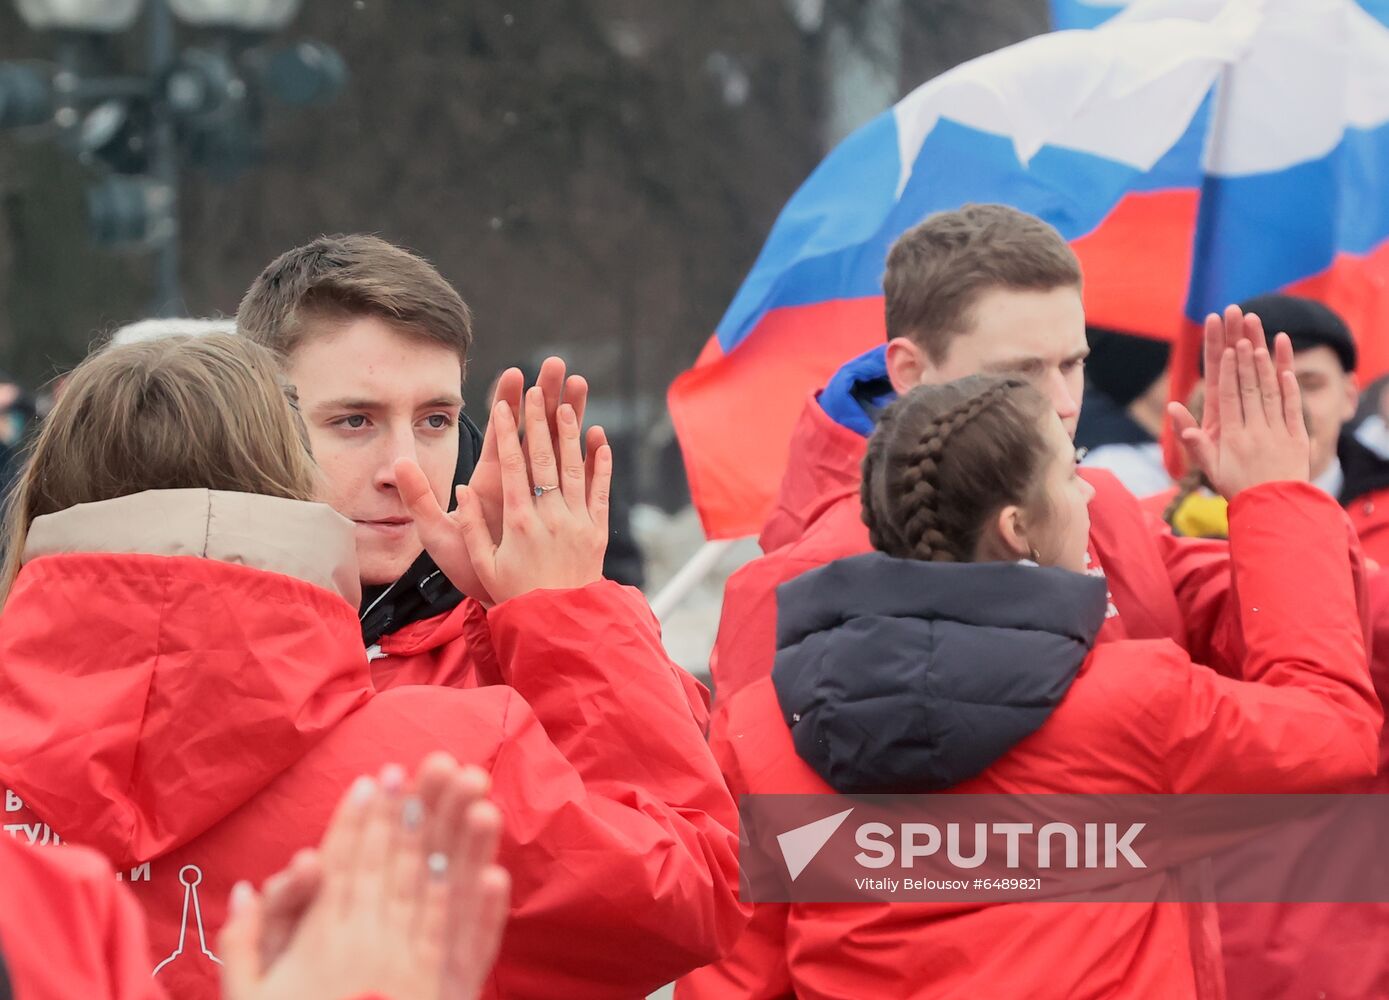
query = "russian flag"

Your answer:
(670, 0), (1389, 540)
